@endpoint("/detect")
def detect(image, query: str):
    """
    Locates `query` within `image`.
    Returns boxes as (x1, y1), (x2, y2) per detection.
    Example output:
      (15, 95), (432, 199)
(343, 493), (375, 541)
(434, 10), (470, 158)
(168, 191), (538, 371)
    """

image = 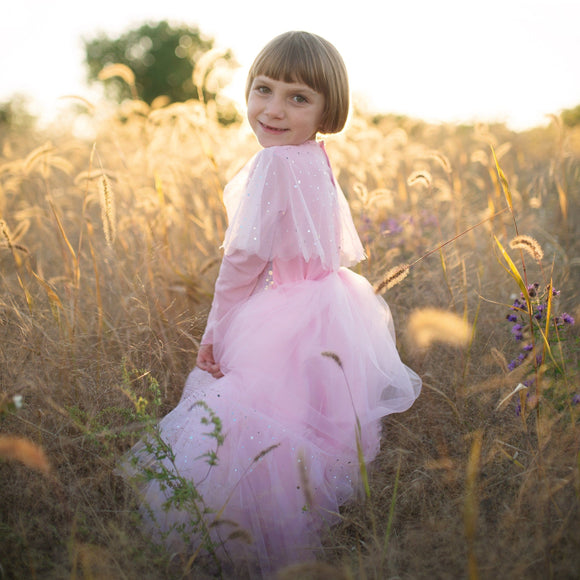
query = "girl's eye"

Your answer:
(292, 94), (308, 104)
(256, 85), (271, 94)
